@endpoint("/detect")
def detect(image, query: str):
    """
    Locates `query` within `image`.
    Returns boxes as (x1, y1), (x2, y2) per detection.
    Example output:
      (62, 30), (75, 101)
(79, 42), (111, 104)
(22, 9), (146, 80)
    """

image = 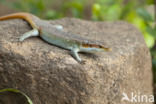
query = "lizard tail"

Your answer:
(0, 12), (38, 29)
